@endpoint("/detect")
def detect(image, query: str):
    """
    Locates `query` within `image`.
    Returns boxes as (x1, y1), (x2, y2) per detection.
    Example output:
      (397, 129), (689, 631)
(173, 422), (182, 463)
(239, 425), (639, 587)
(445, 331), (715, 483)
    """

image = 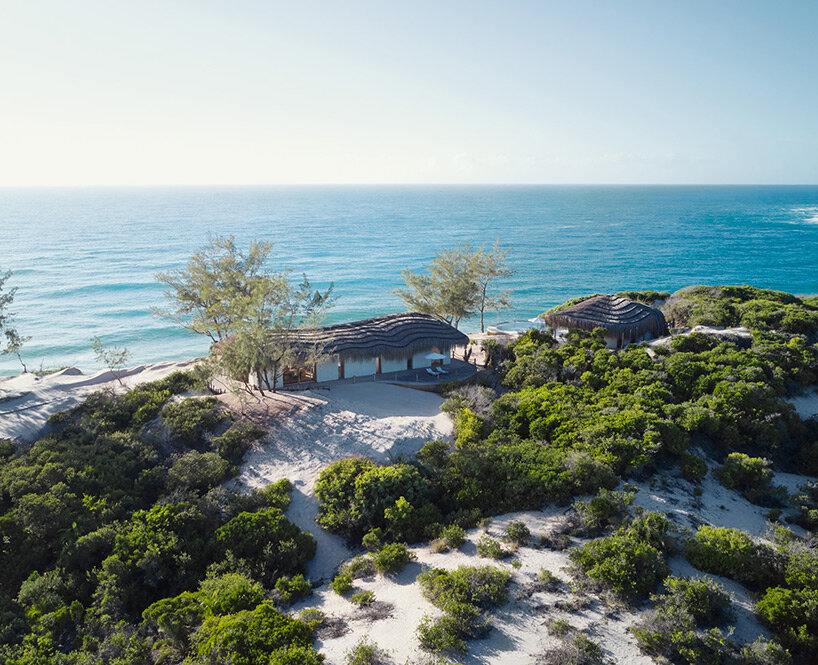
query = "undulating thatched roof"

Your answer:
(290, 312), (470, 360)
(540, 294), (668, 338)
